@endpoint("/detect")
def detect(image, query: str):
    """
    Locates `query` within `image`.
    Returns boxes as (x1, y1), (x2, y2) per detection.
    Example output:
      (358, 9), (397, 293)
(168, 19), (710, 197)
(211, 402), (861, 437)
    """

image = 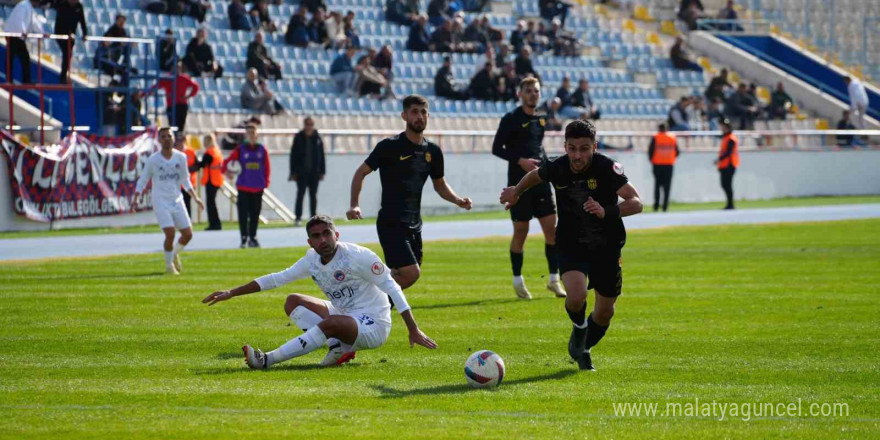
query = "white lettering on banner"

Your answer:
(32, 157), (53, 189)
